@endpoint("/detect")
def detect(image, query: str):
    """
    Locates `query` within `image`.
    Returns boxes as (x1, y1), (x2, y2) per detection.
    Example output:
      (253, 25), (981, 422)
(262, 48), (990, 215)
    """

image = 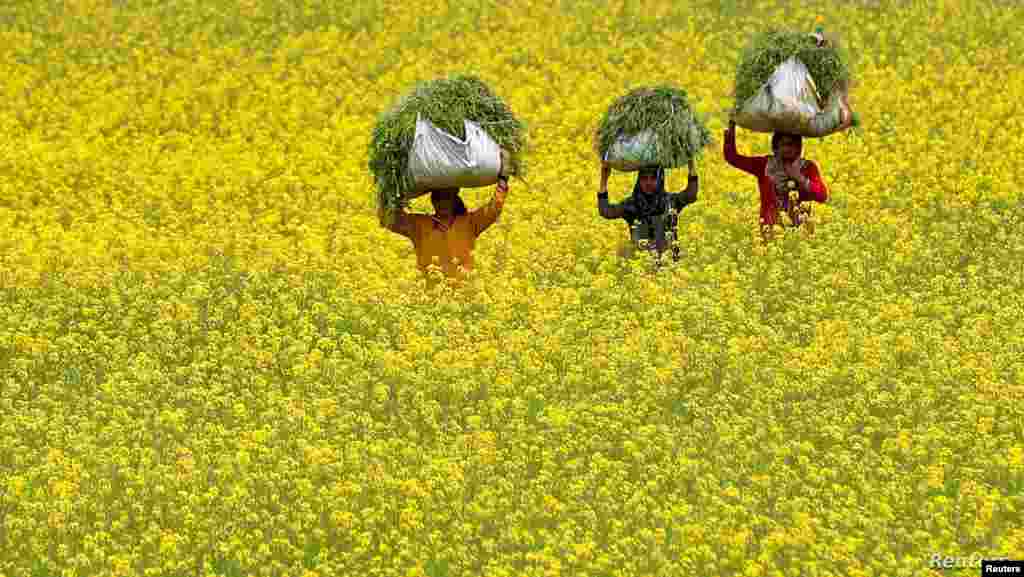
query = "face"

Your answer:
(777, 136), (801, 163)
(431, 189), (458, 218)
(638, 172), (659, 195)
